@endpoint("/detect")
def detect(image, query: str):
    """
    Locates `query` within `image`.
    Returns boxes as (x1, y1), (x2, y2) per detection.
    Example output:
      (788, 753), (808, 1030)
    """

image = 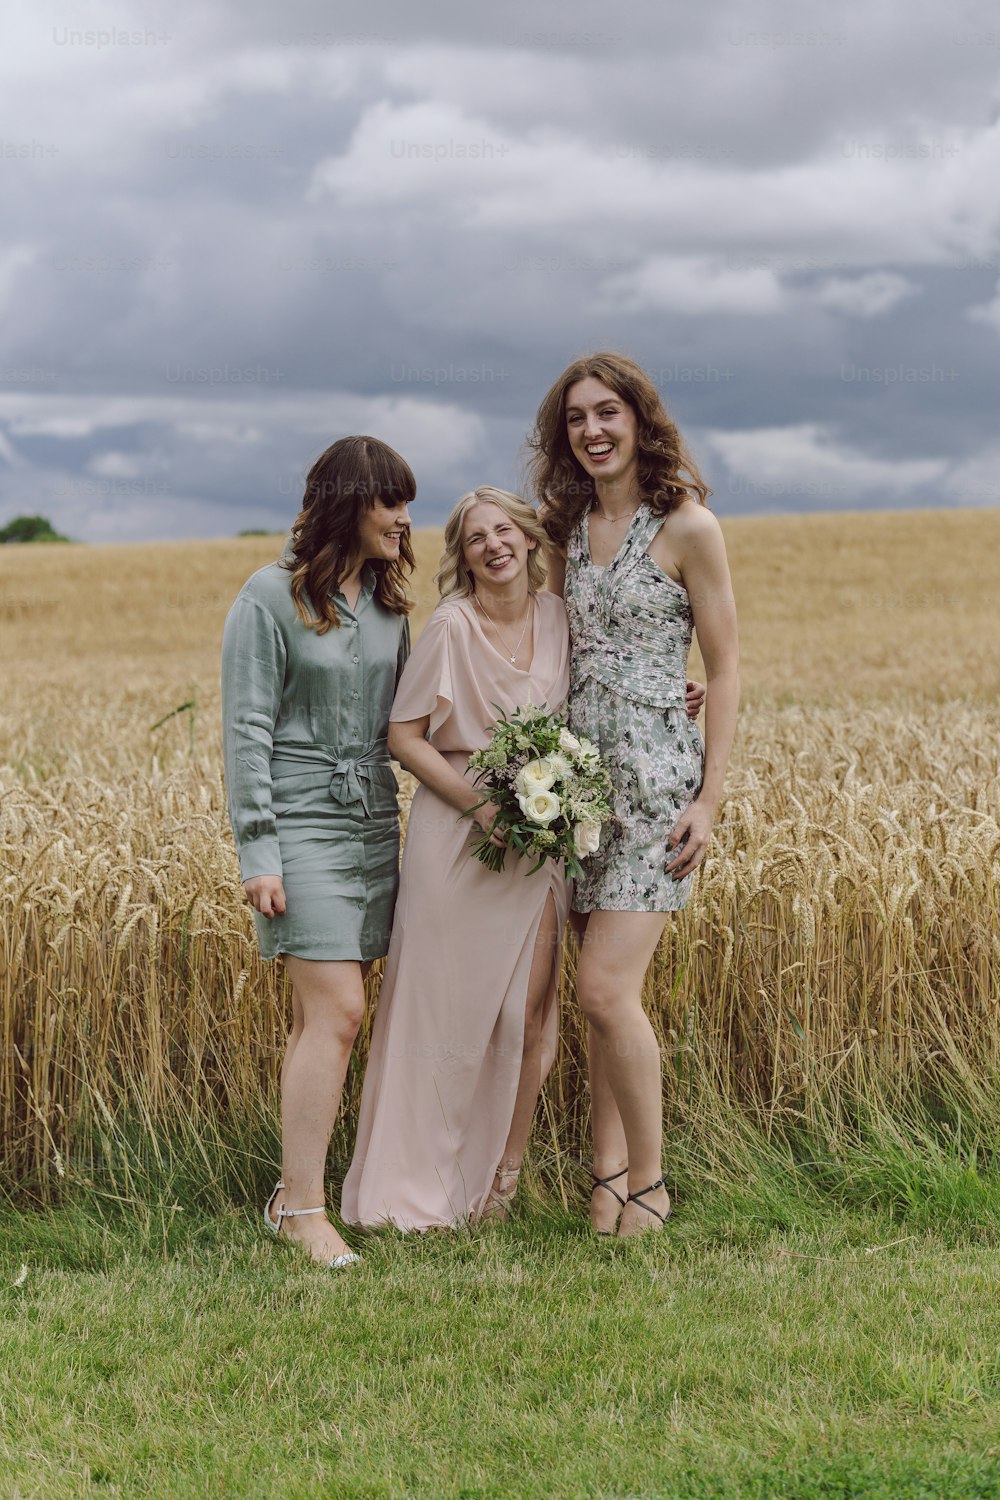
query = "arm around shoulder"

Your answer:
(535, 500), (567, 599)
(543, 544), (566, 598)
